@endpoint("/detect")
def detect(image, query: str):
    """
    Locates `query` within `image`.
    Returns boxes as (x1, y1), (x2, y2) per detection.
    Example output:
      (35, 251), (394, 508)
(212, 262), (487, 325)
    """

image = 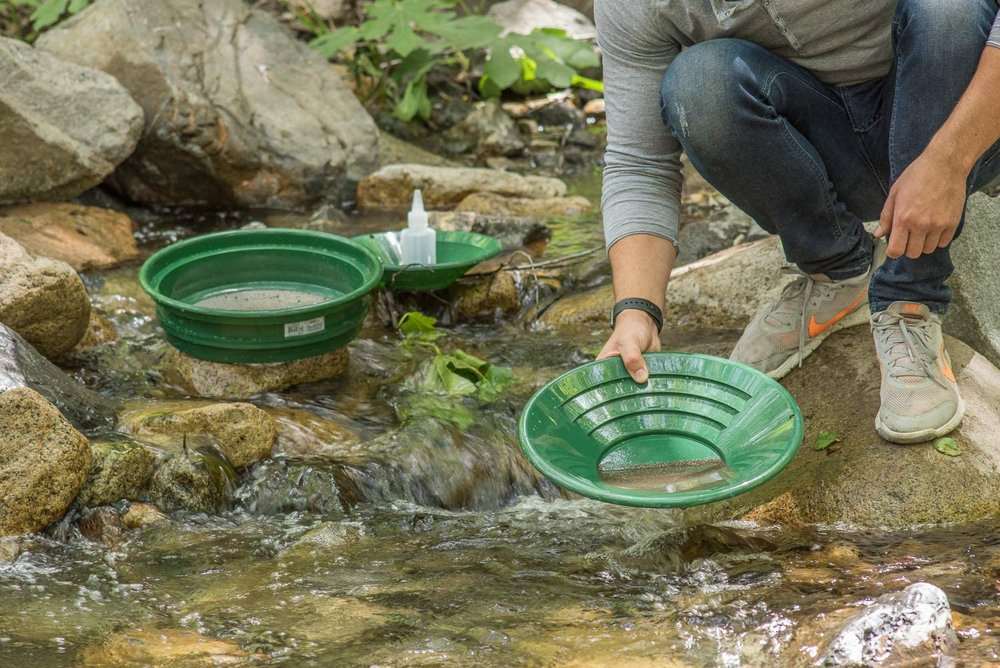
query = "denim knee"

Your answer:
(660, 39), (761, 145)
(894, 0), (995, 48)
